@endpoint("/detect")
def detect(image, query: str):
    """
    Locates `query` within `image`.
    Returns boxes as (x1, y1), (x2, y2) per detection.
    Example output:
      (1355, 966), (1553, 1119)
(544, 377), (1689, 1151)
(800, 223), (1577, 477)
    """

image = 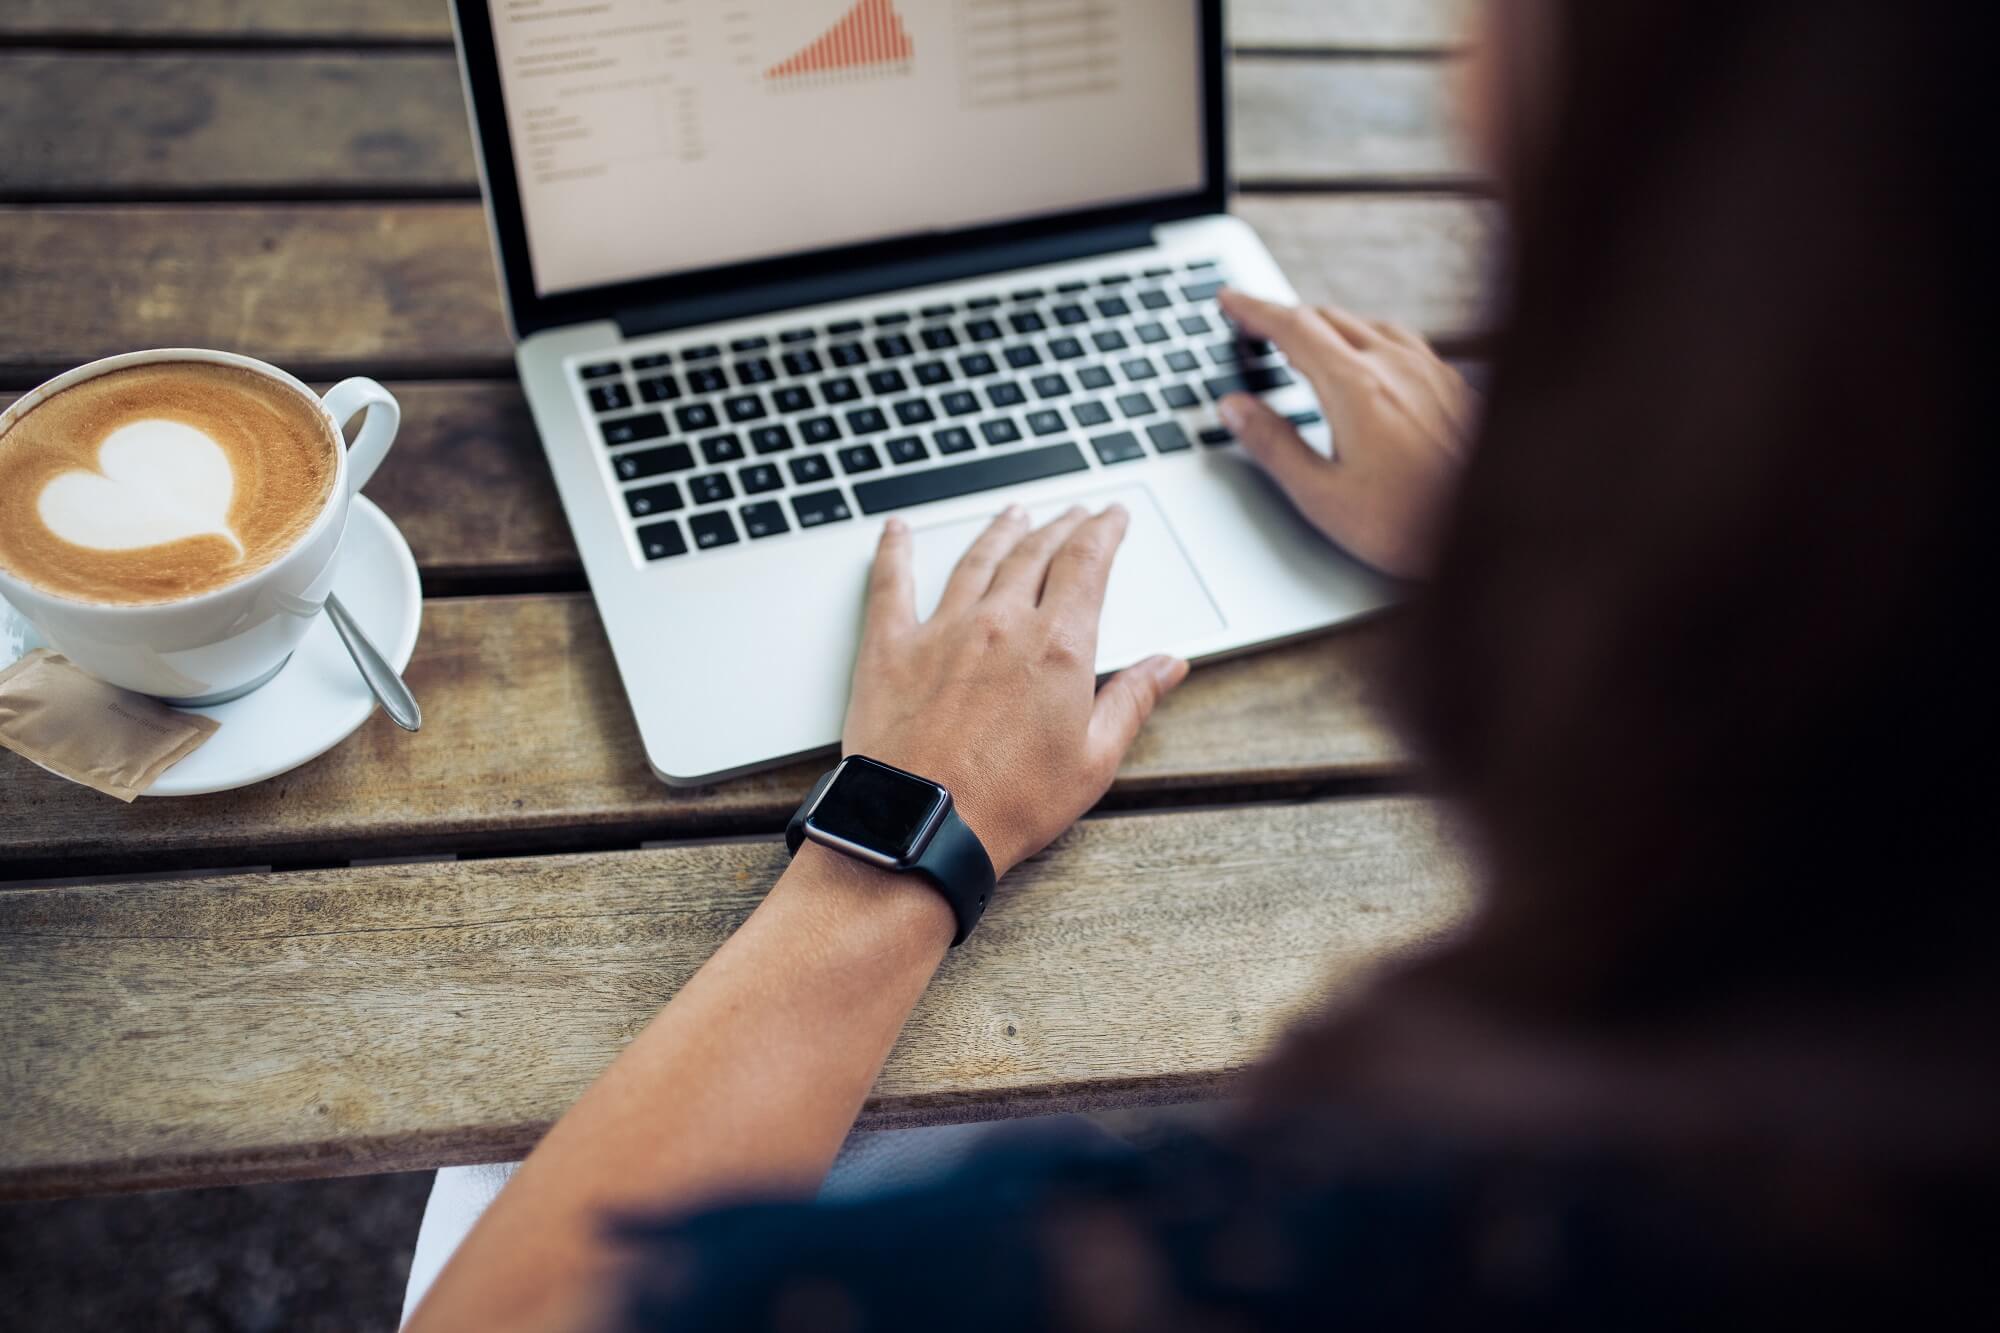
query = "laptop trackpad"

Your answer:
(911, 485), (1225, 669)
